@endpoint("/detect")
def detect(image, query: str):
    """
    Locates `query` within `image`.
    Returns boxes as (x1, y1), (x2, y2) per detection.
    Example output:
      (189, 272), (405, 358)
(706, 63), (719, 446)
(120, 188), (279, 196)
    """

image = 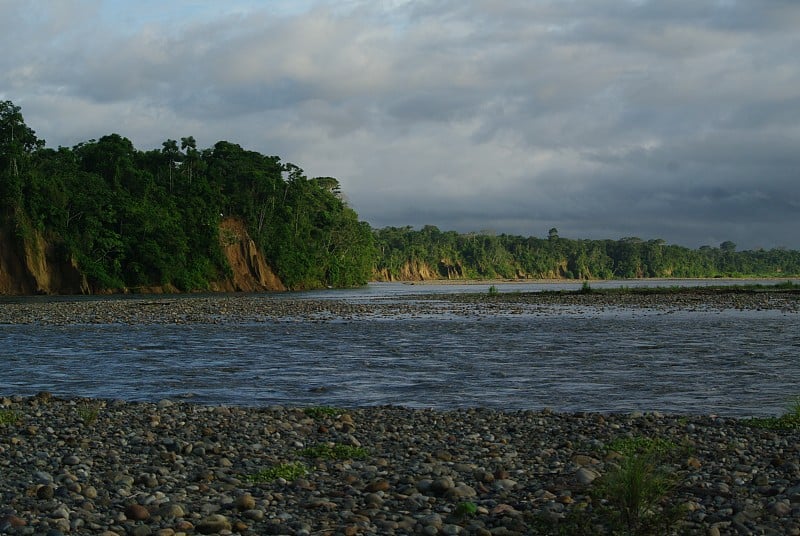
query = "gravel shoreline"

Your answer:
(0, 288), (798, 325)
(1, 394), (799, 535)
